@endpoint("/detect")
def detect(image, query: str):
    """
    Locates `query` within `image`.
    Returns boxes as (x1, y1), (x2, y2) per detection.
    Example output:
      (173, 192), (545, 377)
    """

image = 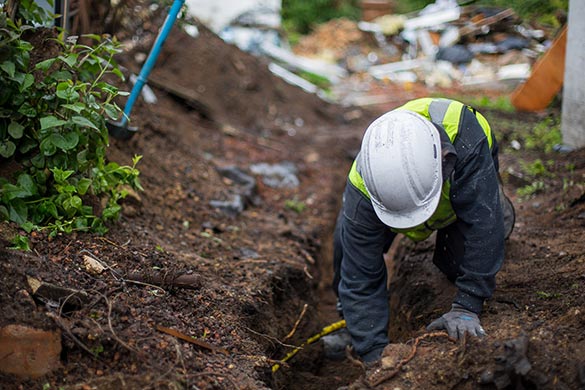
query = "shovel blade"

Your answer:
(107, 120), (138, 140)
